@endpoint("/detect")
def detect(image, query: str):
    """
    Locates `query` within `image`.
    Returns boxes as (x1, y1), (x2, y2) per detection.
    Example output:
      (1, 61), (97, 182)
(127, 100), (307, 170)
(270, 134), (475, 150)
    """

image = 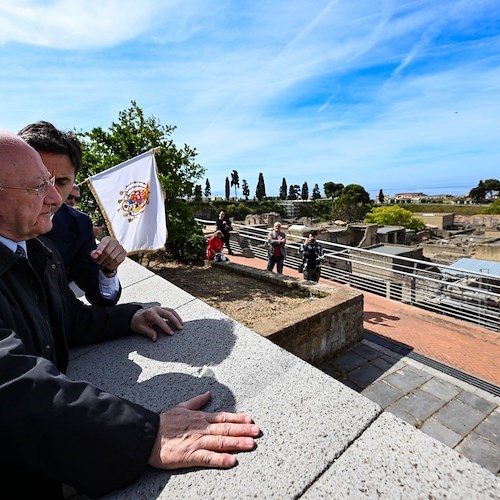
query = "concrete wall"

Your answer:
(218, 263), (364, 365)
(414, 213), (455, 229)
